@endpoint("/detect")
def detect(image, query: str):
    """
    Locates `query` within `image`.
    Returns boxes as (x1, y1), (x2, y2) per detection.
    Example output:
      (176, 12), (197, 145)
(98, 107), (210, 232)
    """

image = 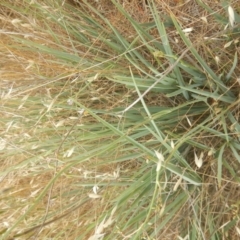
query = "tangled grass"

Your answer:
(1, 0), (240, 239)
